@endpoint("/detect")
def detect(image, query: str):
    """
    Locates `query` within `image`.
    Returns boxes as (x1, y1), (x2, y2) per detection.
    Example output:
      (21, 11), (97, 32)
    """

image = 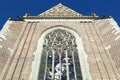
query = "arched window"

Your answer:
(38, 29), (82, 80)
(29, 27), (91, 80)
